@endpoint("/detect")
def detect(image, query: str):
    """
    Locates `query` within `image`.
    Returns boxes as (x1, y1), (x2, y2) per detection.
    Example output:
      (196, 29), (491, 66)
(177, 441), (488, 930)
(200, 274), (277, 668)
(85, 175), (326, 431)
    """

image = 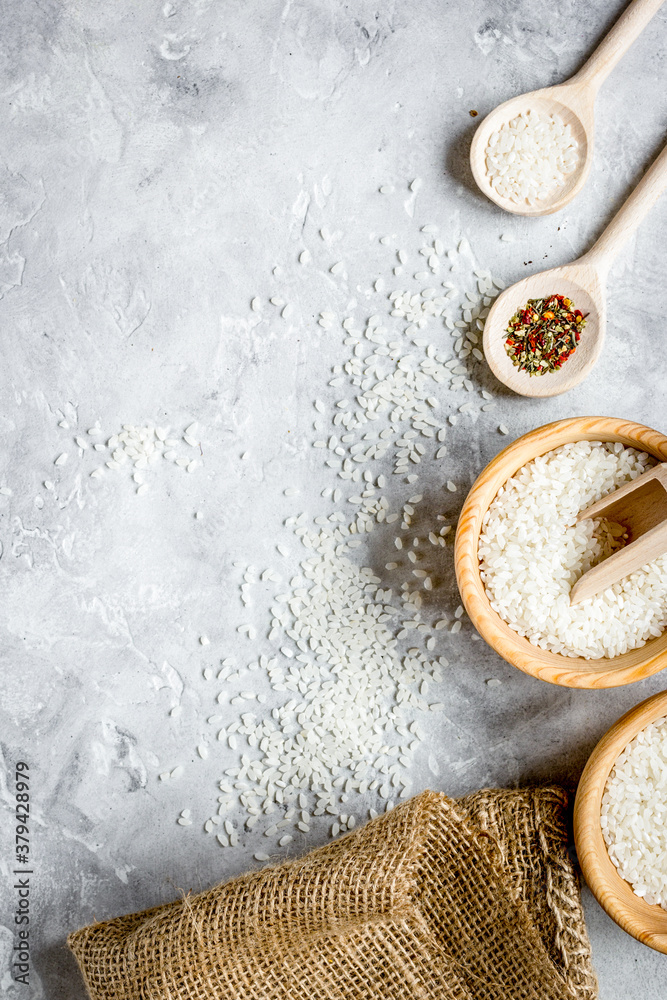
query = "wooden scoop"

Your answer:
(470, 0), (666, 216)
(570, 463), (667, 604)
(482, 139), (667, 397)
